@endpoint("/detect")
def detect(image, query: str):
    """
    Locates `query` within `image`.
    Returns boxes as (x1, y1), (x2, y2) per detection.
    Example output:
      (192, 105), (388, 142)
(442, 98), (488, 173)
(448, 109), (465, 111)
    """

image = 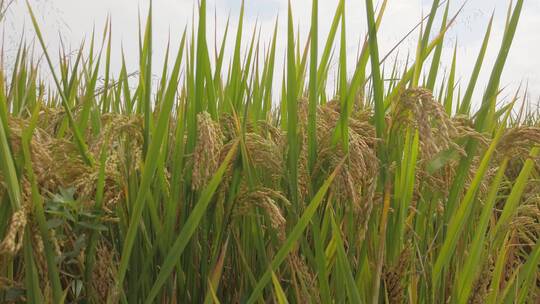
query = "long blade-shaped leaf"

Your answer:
(144, 141), (239, 304)
(113, 32), (186, 297)
(26, 1), (94, 165)
(246, 158), (345, 303)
